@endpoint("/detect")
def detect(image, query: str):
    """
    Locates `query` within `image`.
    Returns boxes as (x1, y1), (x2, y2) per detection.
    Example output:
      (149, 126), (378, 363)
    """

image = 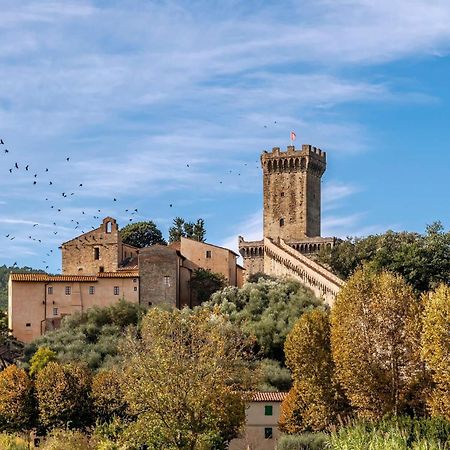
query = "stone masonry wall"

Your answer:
(62, 217), (120, 275)
(138, 245), (179, 308)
